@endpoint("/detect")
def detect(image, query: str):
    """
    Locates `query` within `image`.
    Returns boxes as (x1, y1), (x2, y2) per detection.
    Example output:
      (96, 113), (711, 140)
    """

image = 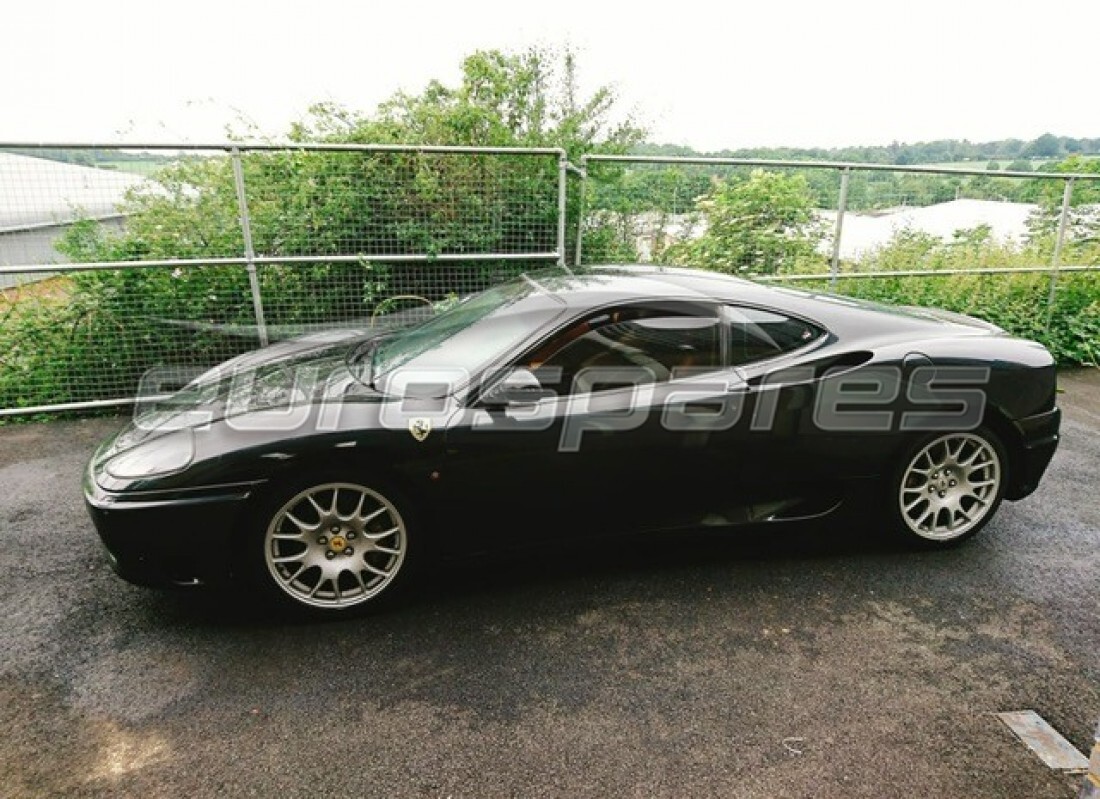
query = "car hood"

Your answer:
(109, 328), (384, 455)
